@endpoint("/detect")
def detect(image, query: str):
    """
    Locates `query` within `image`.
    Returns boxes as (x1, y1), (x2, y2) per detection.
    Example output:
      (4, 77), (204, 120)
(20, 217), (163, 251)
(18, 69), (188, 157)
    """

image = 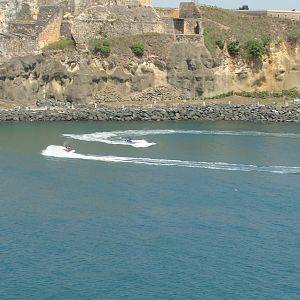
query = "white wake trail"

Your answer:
(64, 129), (300, 144)
(41, 146), (300, 174)
(63, 132), (155, 148)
